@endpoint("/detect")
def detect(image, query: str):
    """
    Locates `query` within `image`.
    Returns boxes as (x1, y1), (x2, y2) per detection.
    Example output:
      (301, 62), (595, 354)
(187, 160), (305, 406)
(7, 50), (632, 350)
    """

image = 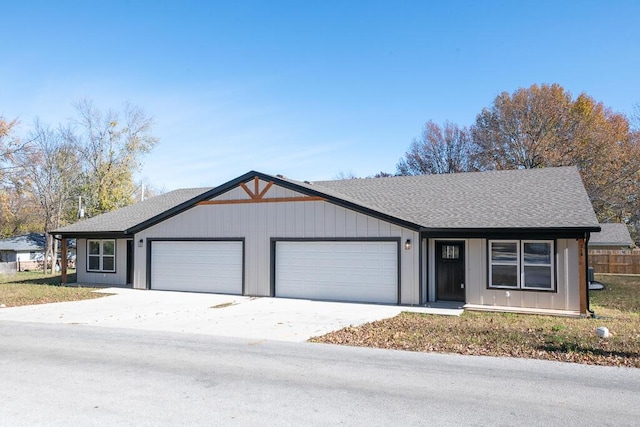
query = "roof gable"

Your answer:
(195, 172), (423, 230)
(52, 167), (600, 237)
(205, 175), (321, 203)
